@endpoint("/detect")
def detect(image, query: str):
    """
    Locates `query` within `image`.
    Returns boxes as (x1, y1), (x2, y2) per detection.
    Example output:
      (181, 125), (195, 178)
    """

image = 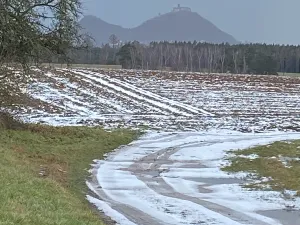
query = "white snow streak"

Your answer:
(72, 70), (208, 117)
(89, 131), (300, 225)
(87, 196), (137, 225)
